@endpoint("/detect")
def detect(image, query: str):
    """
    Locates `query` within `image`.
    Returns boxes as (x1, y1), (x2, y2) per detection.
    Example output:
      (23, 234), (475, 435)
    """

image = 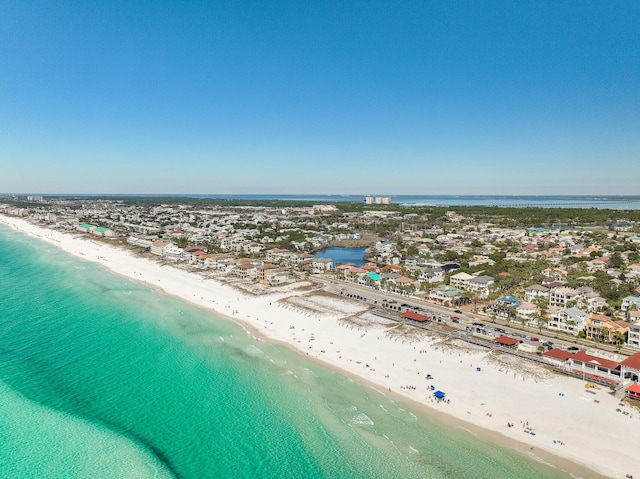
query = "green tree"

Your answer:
(175, 235), (190, 249)
(609, 252), (624, 269)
